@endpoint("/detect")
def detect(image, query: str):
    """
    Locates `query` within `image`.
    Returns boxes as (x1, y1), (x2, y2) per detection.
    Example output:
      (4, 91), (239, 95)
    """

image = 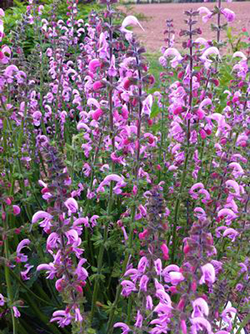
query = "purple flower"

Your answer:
(0, 293), (5, 306)
(13, 306), (21, 318)
(121, 280), (137, 297)
(217, 208), (237, 222)
(139, 275), (149, 292)
(114, 322), (131, 334)
(50, 310), (72, 327)
(16, 239), (31, 263)
(138, 256), (149, 273)
(134, 310), (143, 328)
(146, 295), (153, 310)
(154, 259), (162, 276)
(21, 264), (34, 281)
